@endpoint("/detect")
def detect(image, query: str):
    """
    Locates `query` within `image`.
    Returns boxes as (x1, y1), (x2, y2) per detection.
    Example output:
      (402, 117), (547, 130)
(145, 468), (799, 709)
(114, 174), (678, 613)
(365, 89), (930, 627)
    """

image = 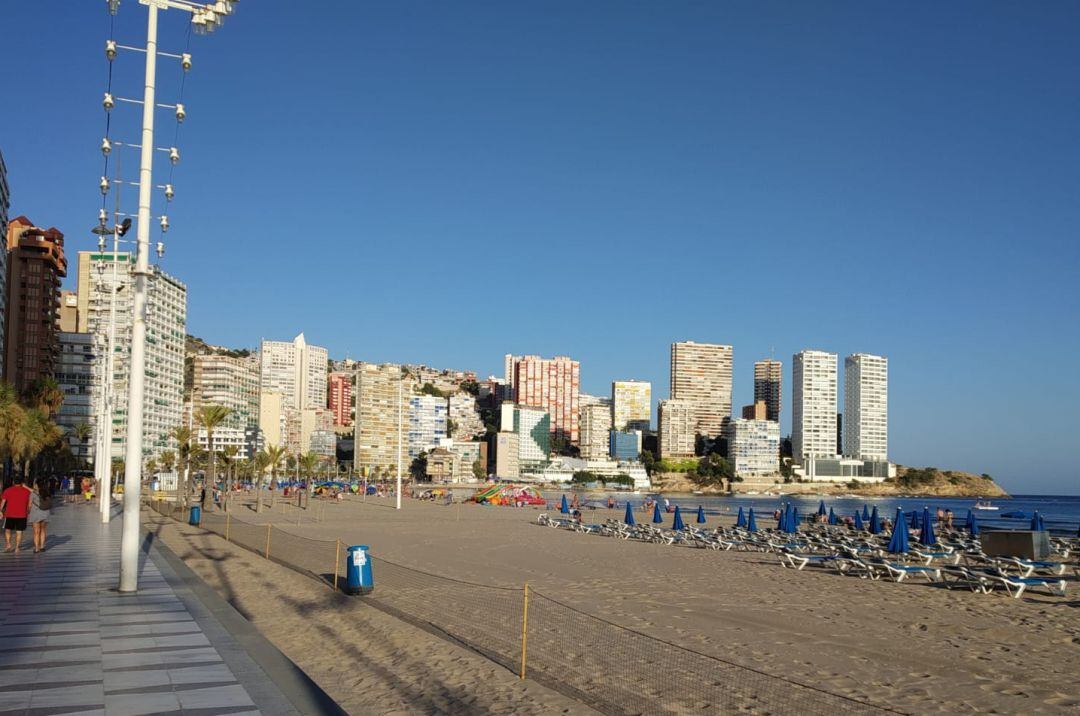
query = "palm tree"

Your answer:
(220, 445), (238, 510)
(146, 457), (158, 476)
(14, 408), (62, 481)
(0, 383), (28, 473)
(71, 422), (93, 465)
(159, 450), (176, 474)
(193, 405), (231, 513)
(171, 426), (194, 507)
(259, 443), (287, 513)
(24, 377), (64, 417)
(298, 452), (319, 507)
